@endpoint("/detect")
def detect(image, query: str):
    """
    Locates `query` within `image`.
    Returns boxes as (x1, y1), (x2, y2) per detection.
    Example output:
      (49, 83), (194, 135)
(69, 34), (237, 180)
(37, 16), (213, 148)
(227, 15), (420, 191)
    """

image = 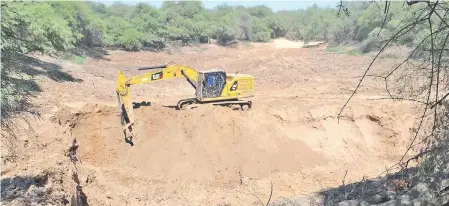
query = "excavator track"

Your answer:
(211, 100), (252, 111)
(177, 98), (198, 110)
(176, 98), (252, 111)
